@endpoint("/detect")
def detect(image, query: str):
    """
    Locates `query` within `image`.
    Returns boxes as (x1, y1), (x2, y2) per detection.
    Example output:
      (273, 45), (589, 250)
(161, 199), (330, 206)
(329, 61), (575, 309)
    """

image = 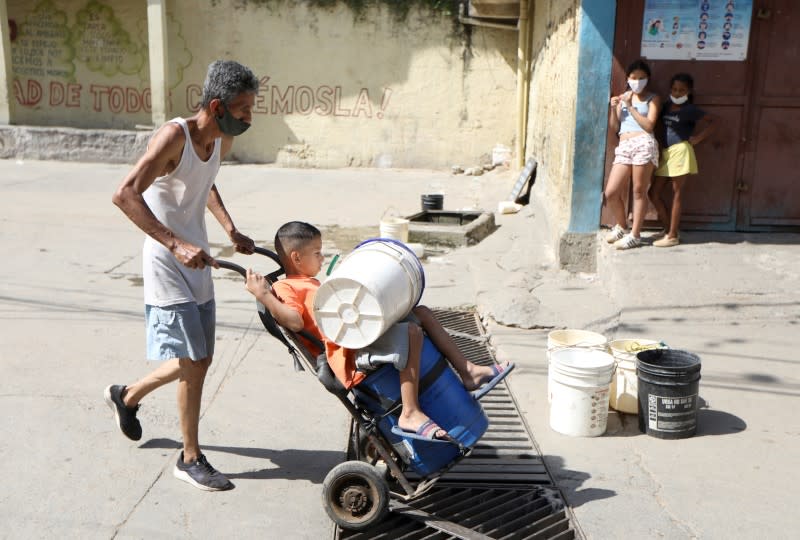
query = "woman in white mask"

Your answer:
(603, 59), (661, 250)
(648, 72), (716, 247)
